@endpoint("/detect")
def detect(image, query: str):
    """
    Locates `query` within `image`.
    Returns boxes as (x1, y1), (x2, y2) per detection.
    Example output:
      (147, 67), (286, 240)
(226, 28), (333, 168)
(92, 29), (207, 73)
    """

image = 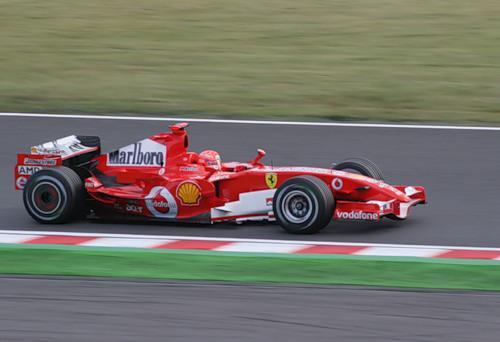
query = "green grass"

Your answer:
(1, 0), (500, 123)
(2, 244), (500, 291)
